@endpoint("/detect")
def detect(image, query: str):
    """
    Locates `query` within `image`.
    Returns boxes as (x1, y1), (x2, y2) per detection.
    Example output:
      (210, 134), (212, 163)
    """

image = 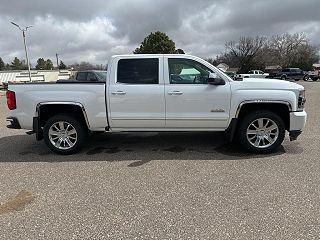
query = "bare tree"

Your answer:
(268, 33), (308, 67)
(225, 36), (267, 73)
